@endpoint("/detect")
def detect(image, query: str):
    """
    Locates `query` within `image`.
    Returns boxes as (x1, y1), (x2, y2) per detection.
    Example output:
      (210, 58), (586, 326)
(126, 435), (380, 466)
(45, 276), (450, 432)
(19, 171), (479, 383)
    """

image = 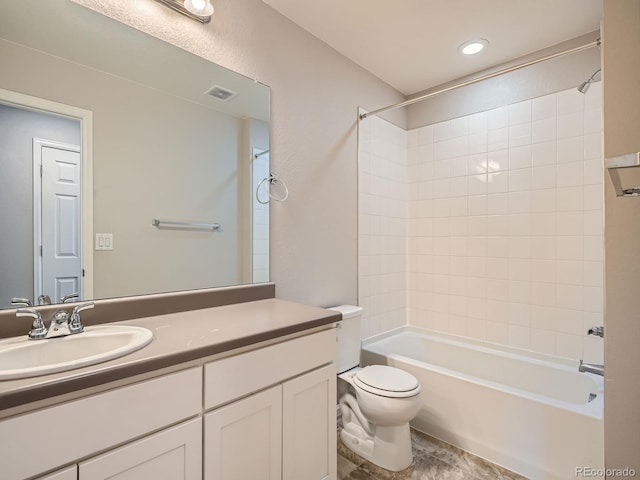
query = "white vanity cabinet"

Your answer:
(205, 385), (283, 480)
(282, 364), (336, 480)
(203, 329), (337, 480)
(36, 466), (77, 480)
(1, 367), (202, 480)
(78, 418), (202, 480)
(1, 327), (337, 480)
